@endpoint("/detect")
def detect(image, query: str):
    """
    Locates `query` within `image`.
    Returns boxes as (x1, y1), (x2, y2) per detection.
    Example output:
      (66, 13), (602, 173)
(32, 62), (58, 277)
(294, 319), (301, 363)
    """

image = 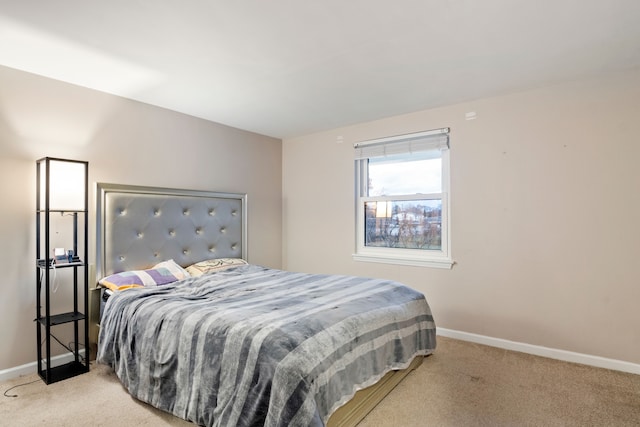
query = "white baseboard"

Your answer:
(4, 330), (638, 382)
(0, 350), (87, 383)
(437, 327), (640, 375)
